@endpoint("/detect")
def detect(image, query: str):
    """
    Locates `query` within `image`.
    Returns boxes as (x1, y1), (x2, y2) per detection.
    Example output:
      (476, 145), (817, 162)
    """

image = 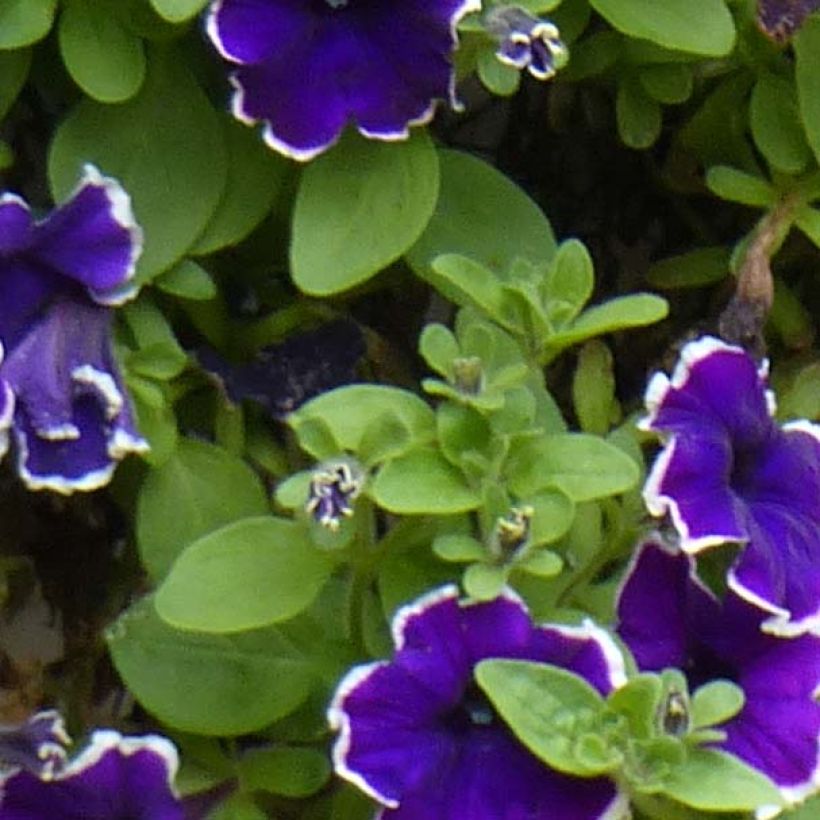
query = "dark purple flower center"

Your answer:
(685, 645), (739, 691)
(729, 444), (758, 496)
(445, 684), (497, 733)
